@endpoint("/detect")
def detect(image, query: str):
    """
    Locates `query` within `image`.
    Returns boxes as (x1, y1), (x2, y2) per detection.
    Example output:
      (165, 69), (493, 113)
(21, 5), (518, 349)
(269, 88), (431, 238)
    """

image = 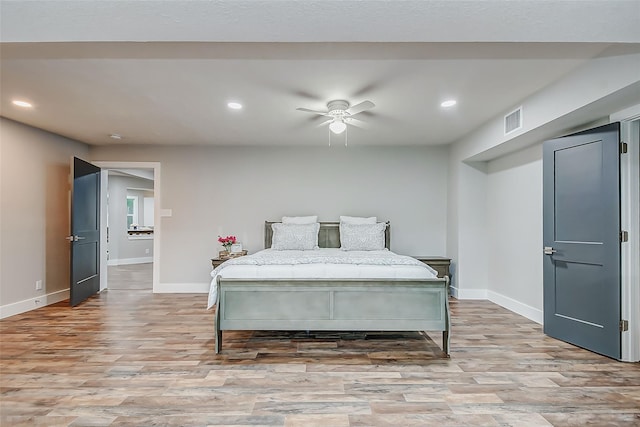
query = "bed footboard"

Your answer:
(214, 277), (450, 356)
